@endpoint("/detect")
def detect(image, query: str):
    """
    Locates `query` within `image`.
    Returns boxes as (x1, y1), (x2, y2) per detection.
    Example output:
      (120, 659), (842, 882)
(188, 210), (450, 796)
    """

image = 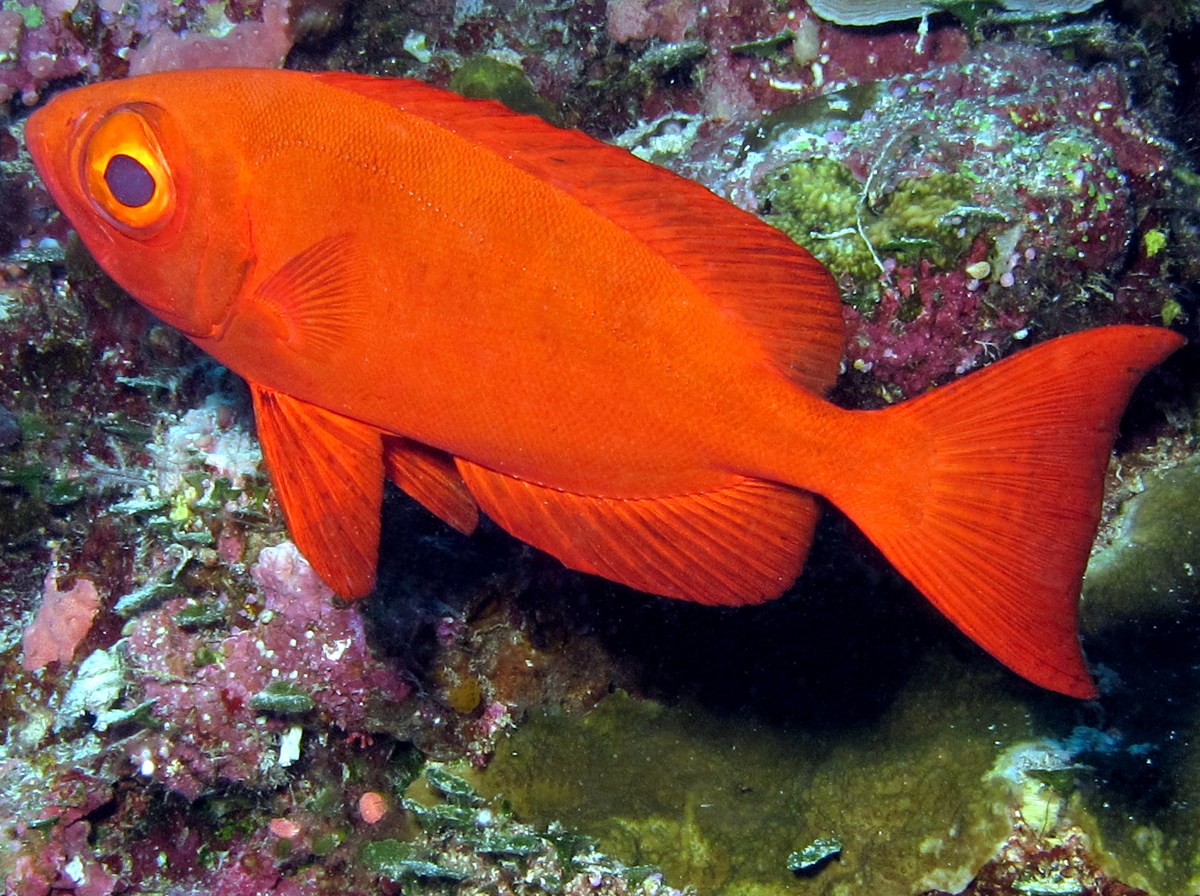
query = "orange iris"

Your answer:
(81, 105), (175, 235)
